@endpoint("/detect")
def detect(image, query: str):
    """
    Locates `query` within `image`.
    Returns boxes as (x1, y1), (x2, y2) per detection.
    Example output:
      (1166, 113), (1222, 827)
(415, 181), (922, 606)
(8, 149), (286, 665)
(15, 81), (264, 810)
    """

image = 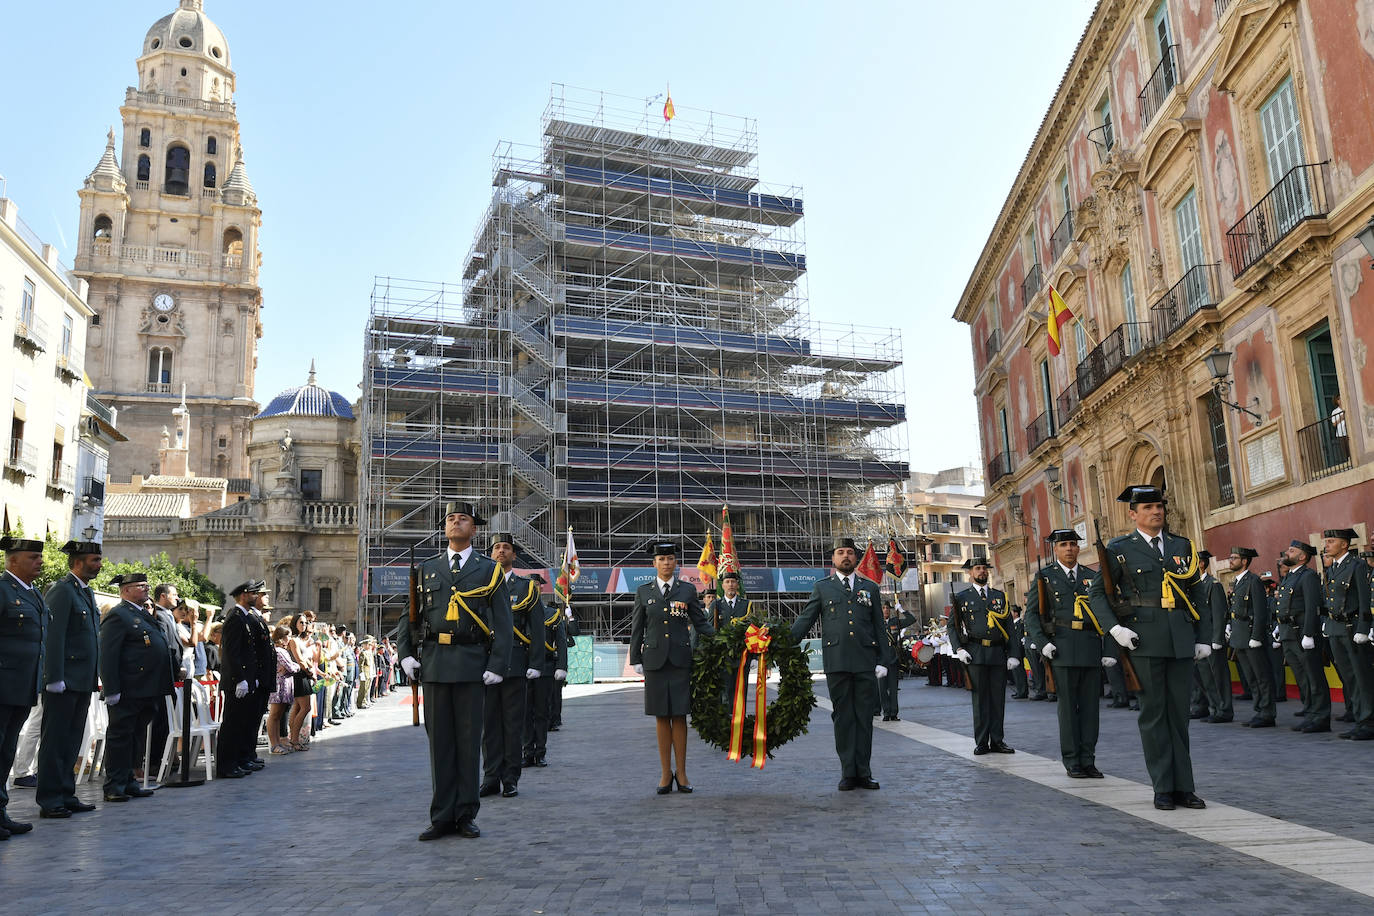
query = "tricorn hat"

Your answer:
(0, 536), (43, 553)
(1323, 528), (1359, 542)
(1197, 550), (1214, 565)
(1117, 485), (1166, 506)
(443, 501), (487, 526)
(648, 541), (677, 558)
(230, 579), (264, 597)
(110, 572), (149, 587)
(59, 540), (101, 556)
(526, 572), (546, 584)
(1230, 547), (1259, 559)
(490, 532), (515, 548)
(962, 557), (991, 569)
(831, 537), (858, 552)
(1290, 539), (1317, 557)
(720, 570), (740, 581)
(1045, 529), (1081, 544)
